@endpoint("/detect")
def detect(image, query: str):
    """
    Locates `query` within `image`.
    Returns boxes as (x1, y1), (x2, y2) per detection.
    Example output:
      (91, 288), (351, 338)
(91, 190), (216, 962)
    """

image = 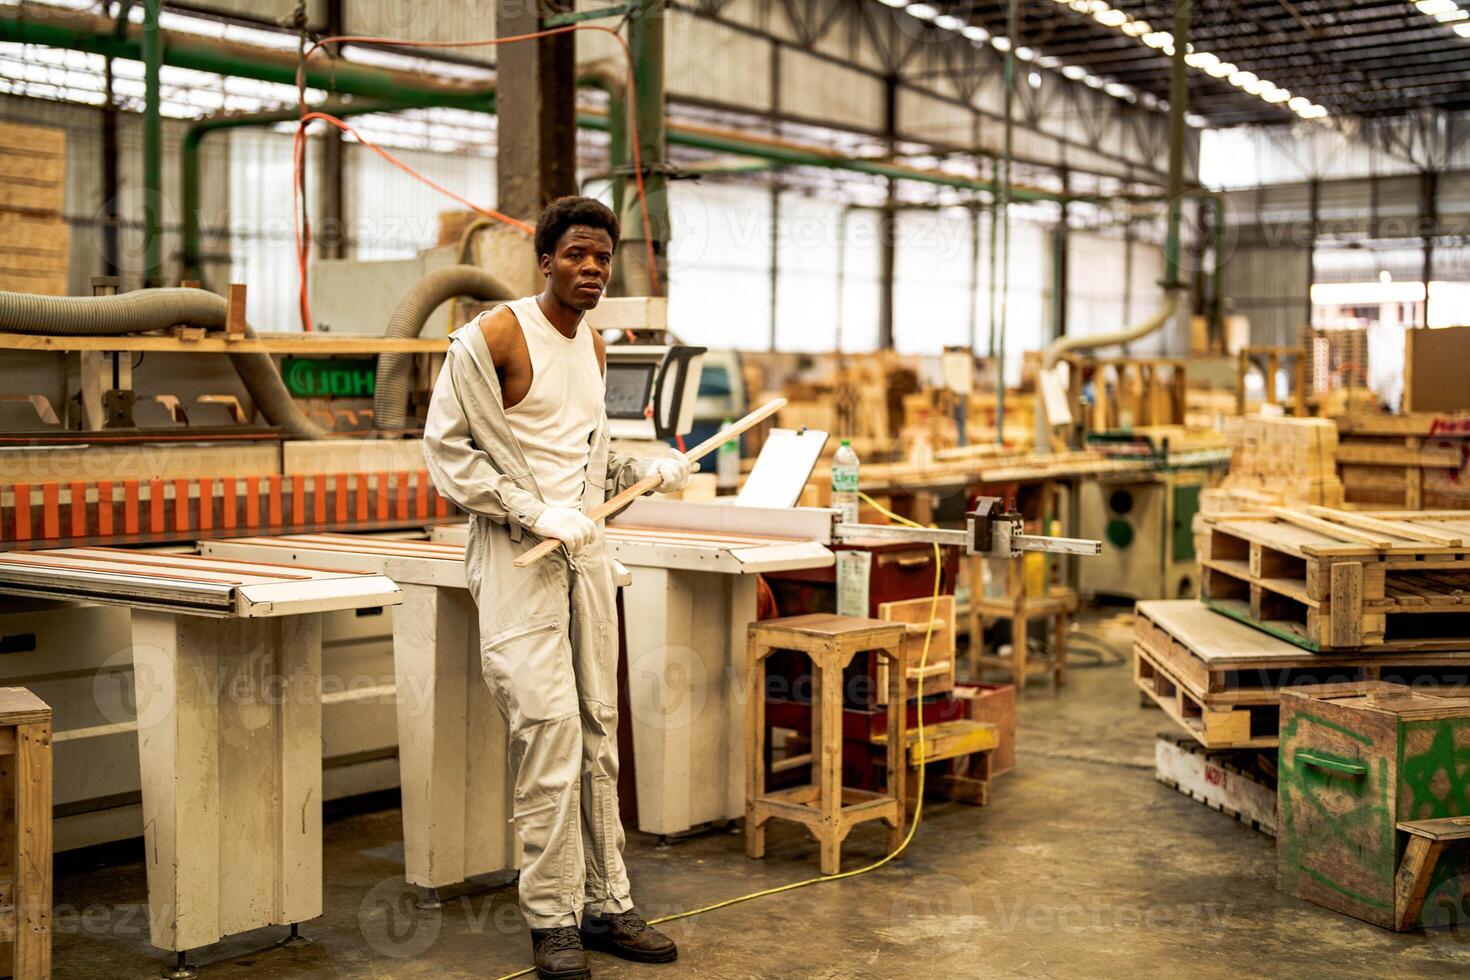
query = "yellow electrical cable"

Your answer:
(491, 492), (942, 979)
